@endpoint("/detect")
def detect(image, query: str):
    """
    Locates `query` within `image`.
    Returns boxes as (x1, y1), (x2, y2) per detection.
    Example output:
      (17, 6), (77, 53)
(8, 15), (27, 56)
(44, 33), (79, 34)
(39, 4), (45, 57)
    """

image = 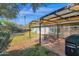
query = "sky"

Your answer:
(11, 3), (68, 25)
